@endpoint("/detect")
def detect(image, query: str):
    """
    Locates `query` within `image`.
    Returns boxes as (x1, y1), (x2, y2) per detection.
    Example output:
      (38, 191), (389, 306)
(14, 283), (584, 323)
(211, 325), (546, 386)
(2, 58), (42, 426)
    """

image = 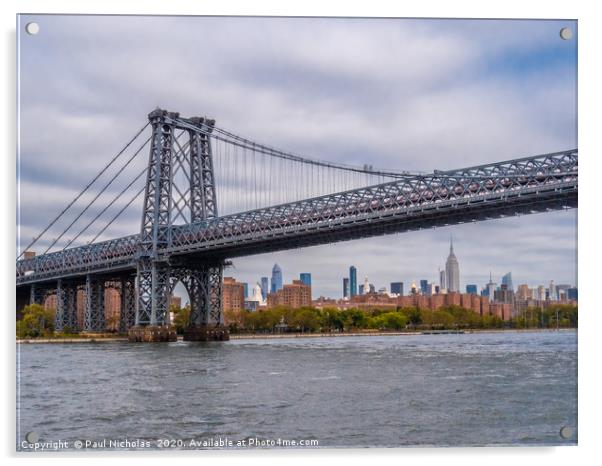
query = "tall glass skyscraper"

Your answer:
(466, 284), (478, 295)
(270, 264), (283, 294)
(445, 238), (460, 292)
(343, 278), (350, 298)
(501, 272), (513, 291)
(349, 266), (357, 297)
(420, 279), (428, 295)
(300, 273), (311, 287)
